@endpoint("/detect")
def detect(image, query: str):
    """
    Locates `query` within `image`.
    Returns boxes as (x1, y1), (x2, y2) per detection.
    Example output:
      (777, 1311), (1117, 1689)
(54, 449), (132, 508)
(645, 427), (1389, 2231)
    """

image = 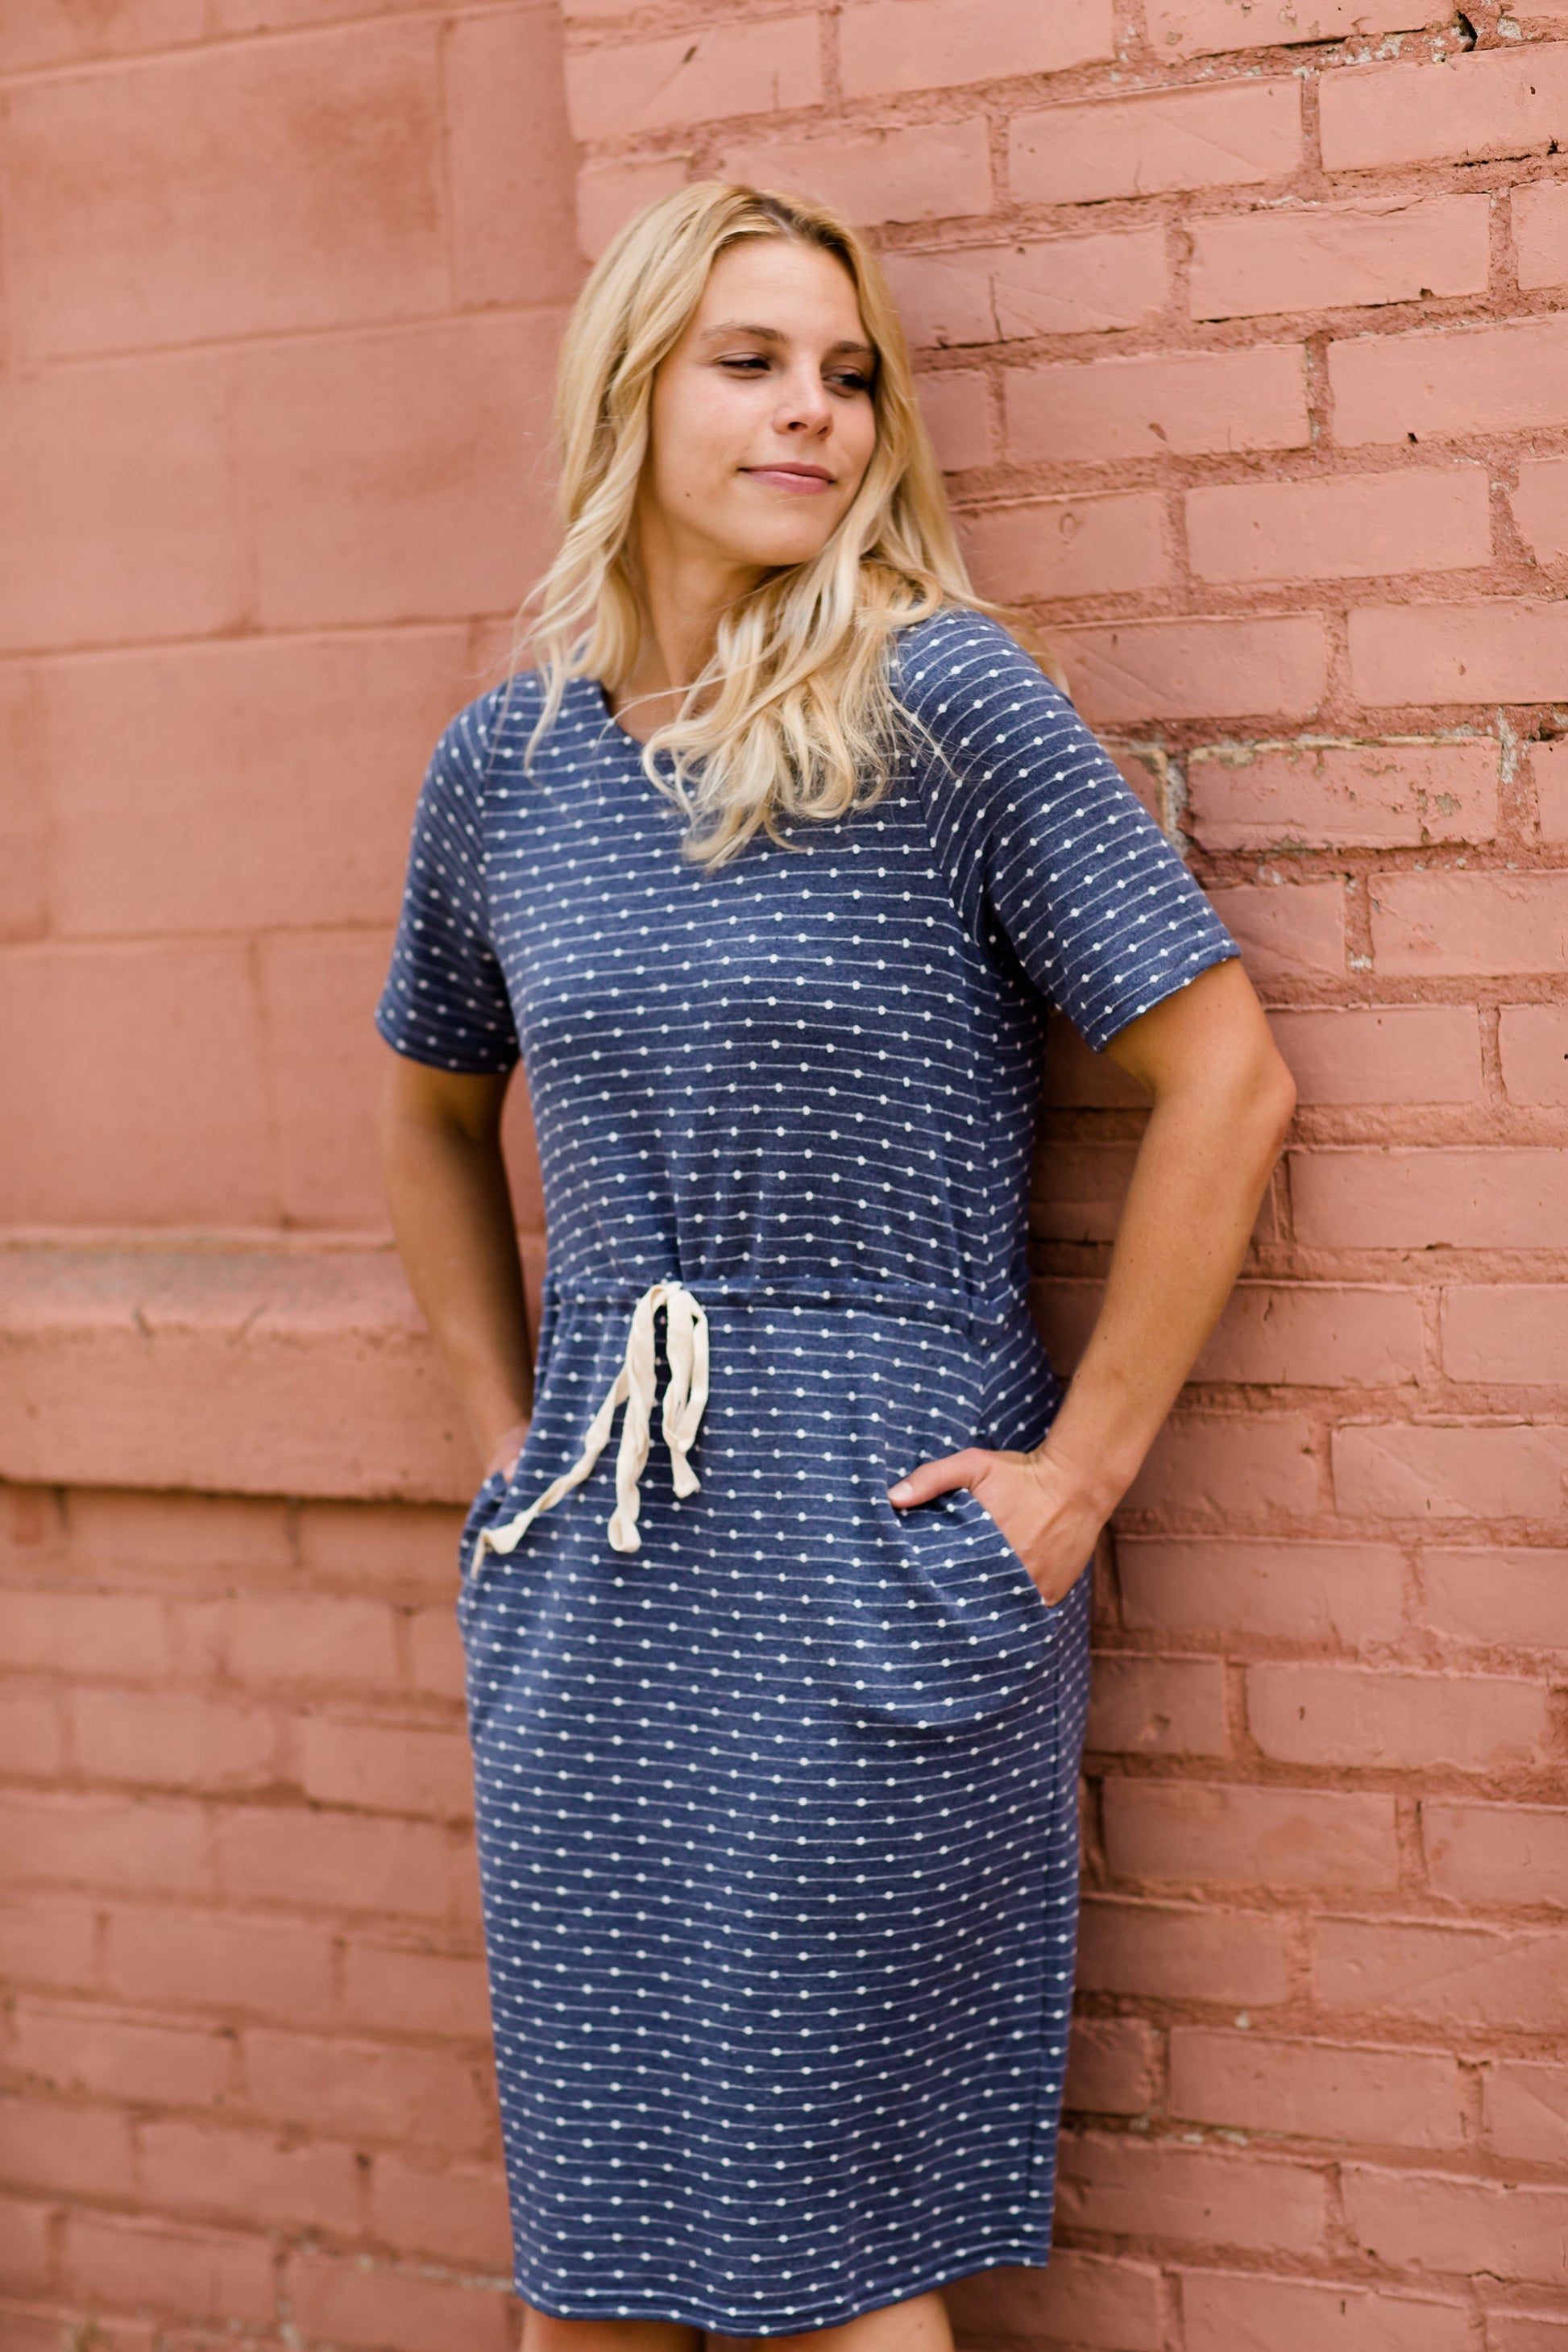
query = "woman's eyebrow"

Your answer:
(699, 321), (876, 359)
